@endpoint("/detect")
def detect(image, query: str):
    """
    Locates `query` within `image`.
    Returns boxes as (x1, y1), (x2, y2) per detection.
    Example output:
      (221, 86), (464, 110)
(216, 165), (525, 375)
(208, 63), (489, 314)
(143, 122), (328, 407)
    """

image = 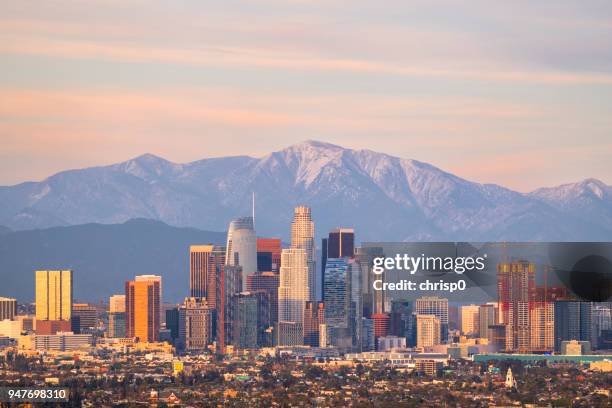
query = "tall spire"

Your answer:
(252, 191), (255, 227)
